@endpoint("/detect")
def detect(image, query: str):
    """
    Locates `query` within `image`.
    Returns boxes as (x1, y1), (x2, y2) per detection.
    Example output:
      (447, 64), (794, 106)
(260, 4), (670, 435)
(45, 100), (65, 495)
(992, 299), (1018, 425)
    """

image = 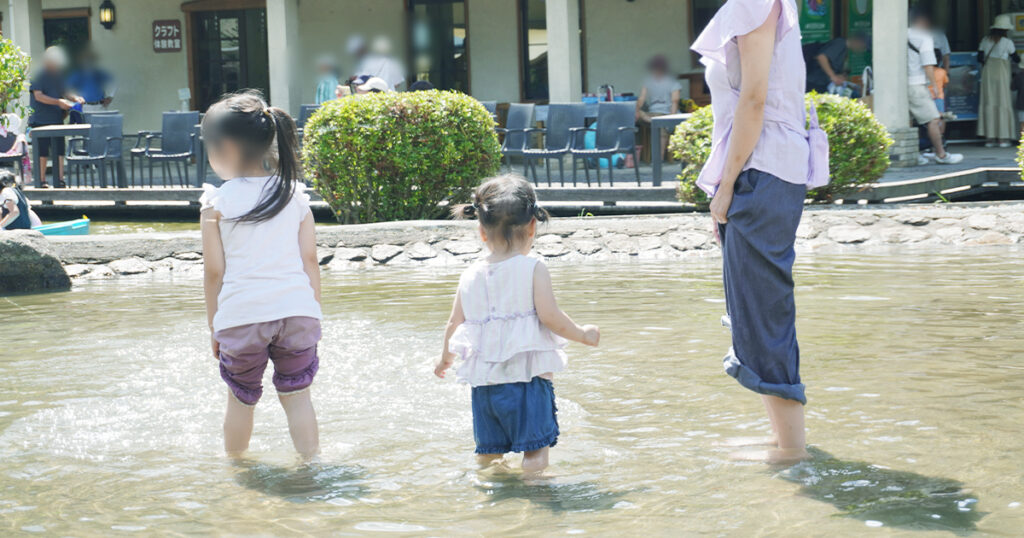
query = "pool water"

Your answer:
(1, 250), (1022, 535)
